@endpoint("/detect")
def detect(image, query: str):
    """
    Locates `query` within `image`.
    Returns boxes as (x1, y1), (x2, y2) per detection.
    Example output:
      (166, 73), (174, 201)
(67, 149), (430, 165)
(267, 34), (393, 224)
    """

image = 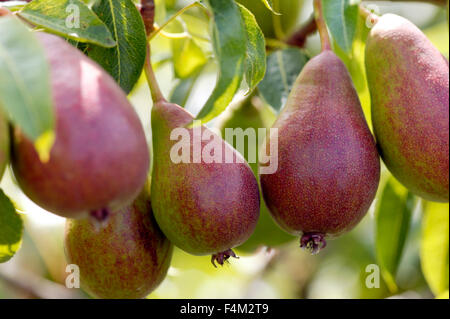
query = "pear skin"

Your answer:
(11, 33), (149, 219)
(151, 100), (260, 265)
(260, 50), (380, 252)
(65, 184), (173, 299)
(365, 14), (449, 202)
